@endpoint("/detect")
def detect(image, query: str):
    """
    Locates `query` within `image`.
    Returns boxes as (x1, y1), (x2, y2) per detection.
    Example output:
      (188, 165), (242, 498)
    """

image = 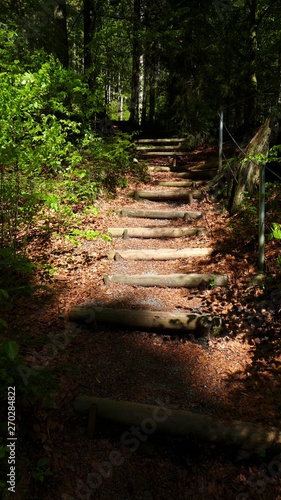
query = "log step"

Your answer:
(130, 189), (202, 202)
(107, 227), (206, 238)
(74, 396), (281, 451)
(147, 167), (217, 179)
(108, 248), (212, 261)
(171, 171), (217, 180)
(118, 209), (202, 220)
(69, 306), (221, 334)
(138, 151), (189, 157)
(148, 166), (171, 172)
(158, 180), (204, 187)
(103, 273), (228, 288)
(136, 138), (186, 144)
(136, 145), (183, 151)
